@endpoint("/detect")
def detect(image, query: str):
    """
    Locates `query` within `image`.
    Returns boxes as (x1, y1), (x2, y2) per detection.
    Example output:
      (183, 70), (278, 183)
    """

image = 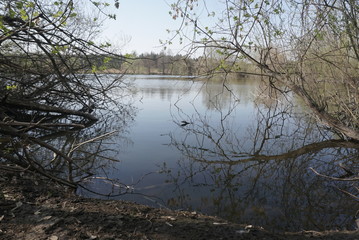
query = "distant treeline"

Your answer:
(92, 52), (255, 77)
(4, 52), (254, 77)
(124, 52), (196, 75)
